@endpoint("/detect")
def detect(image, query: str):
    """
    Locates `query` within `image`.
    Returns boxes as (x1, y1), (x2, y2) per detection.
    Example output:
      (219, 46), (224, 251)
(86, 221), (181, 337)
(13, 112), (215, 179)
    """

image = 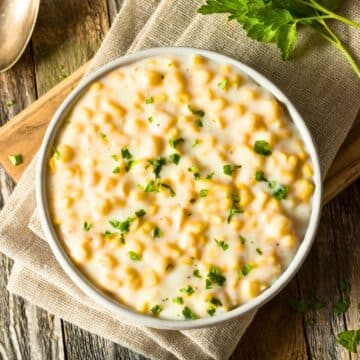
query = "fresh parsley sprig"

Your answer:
(198, 0), (360, 78)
